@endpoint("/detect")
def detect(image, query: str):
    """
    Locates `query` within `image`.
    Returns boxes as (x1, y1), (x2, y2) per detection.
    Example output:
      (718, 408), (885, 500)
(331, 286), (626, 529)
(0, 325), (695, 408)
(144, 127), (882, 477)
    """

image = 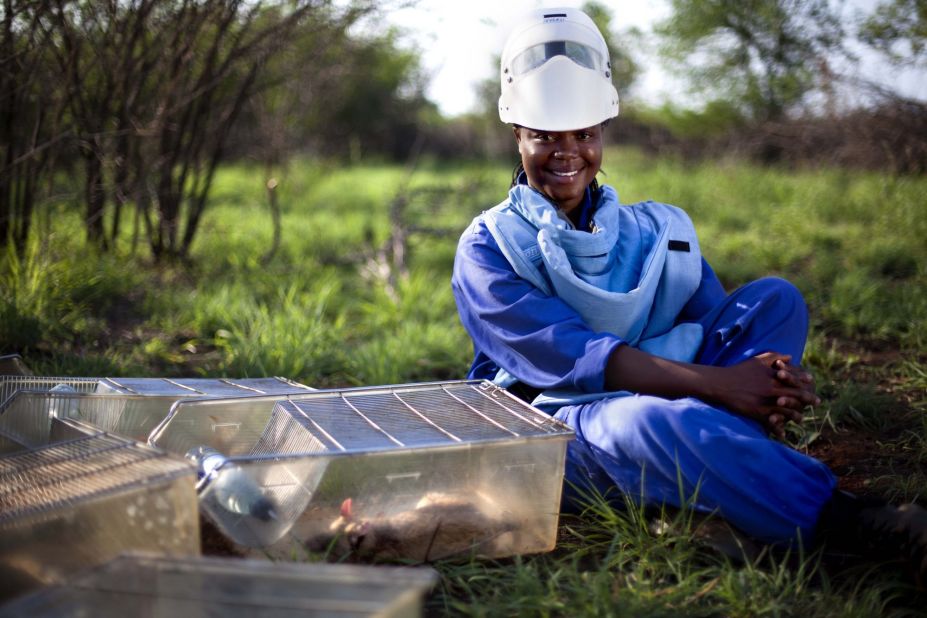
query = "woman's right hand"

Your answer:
(706, 352), (820, 438)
